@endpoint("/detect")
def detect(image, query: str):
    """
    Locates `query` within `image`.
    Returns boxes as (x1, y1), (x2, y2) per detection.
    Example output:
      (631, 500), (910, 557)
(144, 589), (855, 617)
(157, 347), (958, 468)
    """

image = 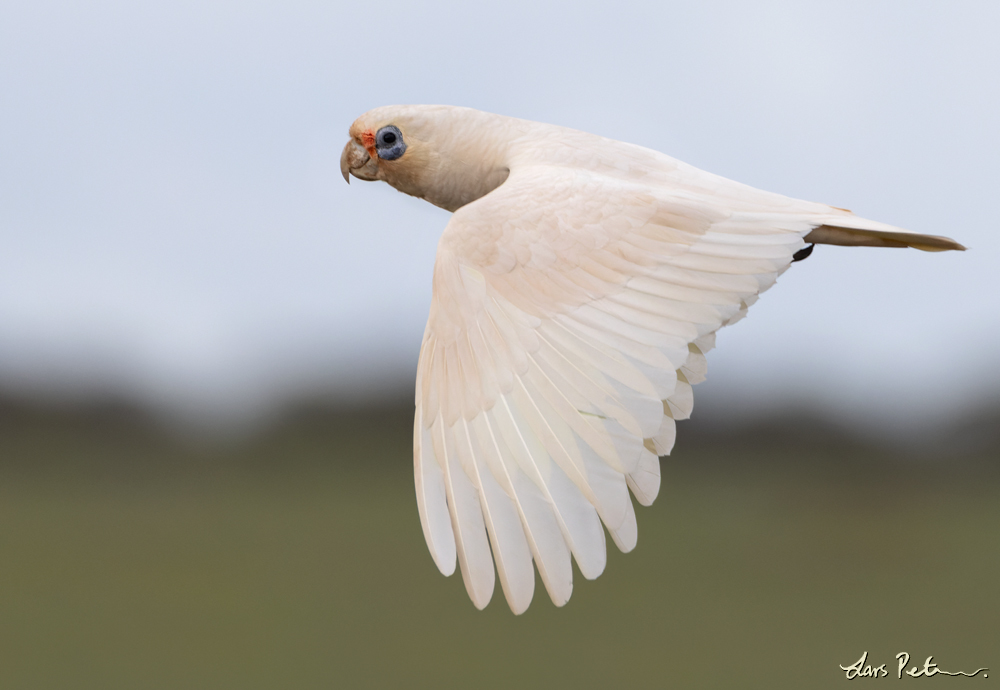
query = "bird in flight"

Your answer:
(340, 105), (965, 614)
